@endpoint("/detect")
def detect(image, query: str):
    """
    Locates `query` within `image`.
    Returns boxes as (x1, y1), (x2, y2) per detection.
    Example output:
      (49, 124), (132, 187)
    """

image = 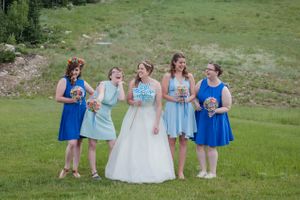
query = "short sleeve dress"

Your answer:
(80, 81), (119, 140)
